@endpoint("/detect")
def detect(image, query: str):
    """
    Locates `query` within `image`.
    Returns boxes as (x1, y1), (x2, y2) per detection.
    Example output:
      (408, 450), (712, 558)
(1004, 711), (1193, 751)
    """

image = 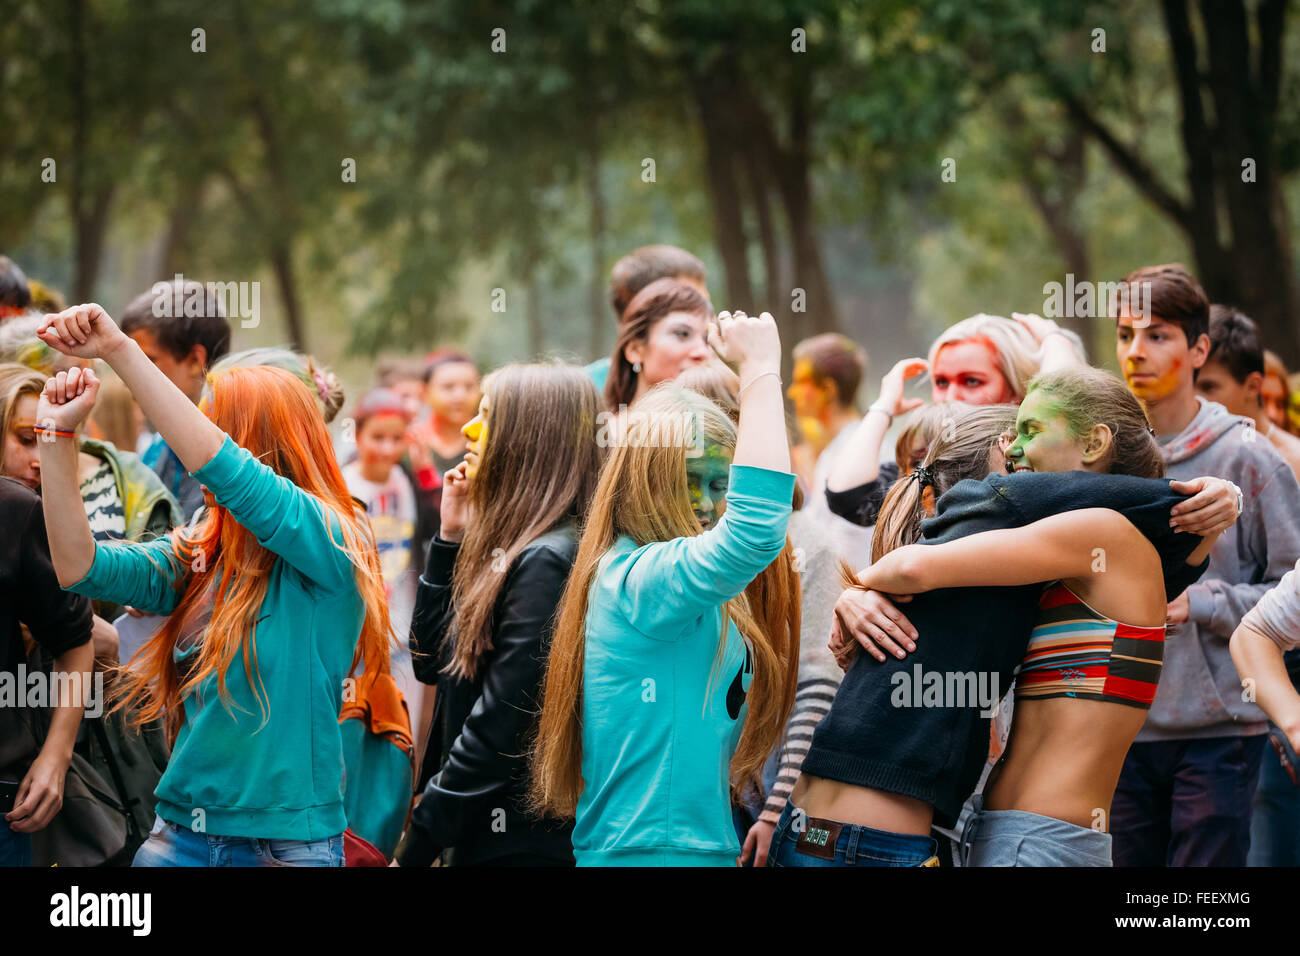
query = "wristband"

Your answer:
(866, 404), (893, 425)
(33, 426), (76, 439)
